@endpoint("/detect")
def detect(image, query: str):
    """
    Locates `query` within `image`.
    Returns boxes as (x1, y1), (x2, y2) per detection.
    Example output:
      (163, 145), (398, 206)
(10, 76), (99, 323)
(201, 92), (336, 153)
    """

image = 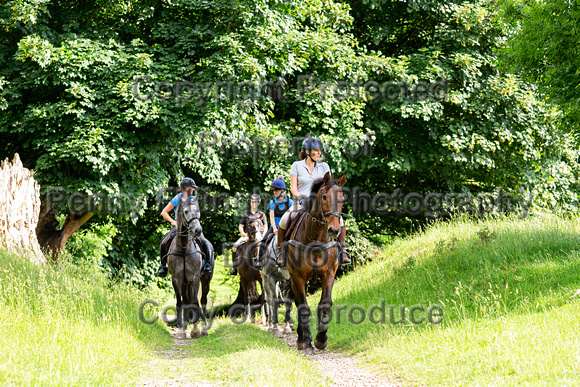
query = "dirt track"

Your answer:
(140, 322), (399, 387)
